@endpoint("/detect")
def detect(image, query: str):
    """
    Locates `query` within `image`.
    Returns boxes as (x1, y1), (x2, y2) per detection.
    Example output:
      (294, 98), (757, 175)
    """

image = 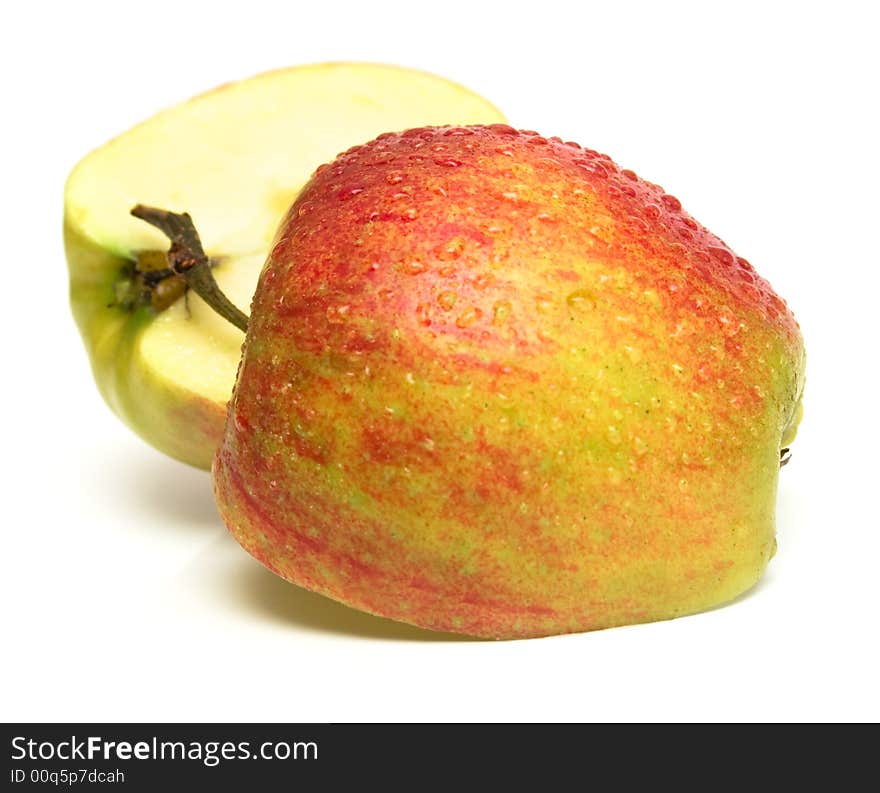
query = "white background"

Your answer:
(2, 1), (877, 722)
